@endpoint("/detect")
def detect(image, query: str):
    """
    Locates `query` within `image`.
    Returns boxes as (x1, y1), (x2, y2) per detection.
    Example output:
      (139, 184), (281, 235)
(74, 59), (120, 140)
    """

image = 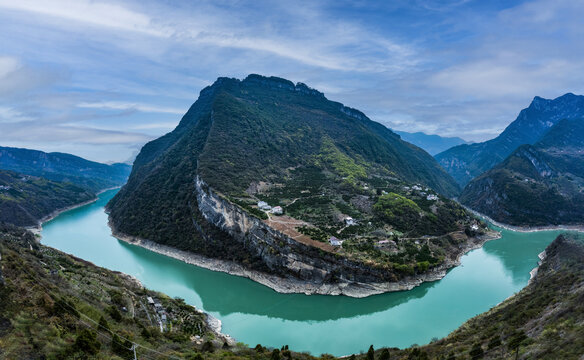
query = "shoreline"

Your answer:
(29, 186), (121, 236)
(464, 207), (584, 233)
(108, 218), (501, 298)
